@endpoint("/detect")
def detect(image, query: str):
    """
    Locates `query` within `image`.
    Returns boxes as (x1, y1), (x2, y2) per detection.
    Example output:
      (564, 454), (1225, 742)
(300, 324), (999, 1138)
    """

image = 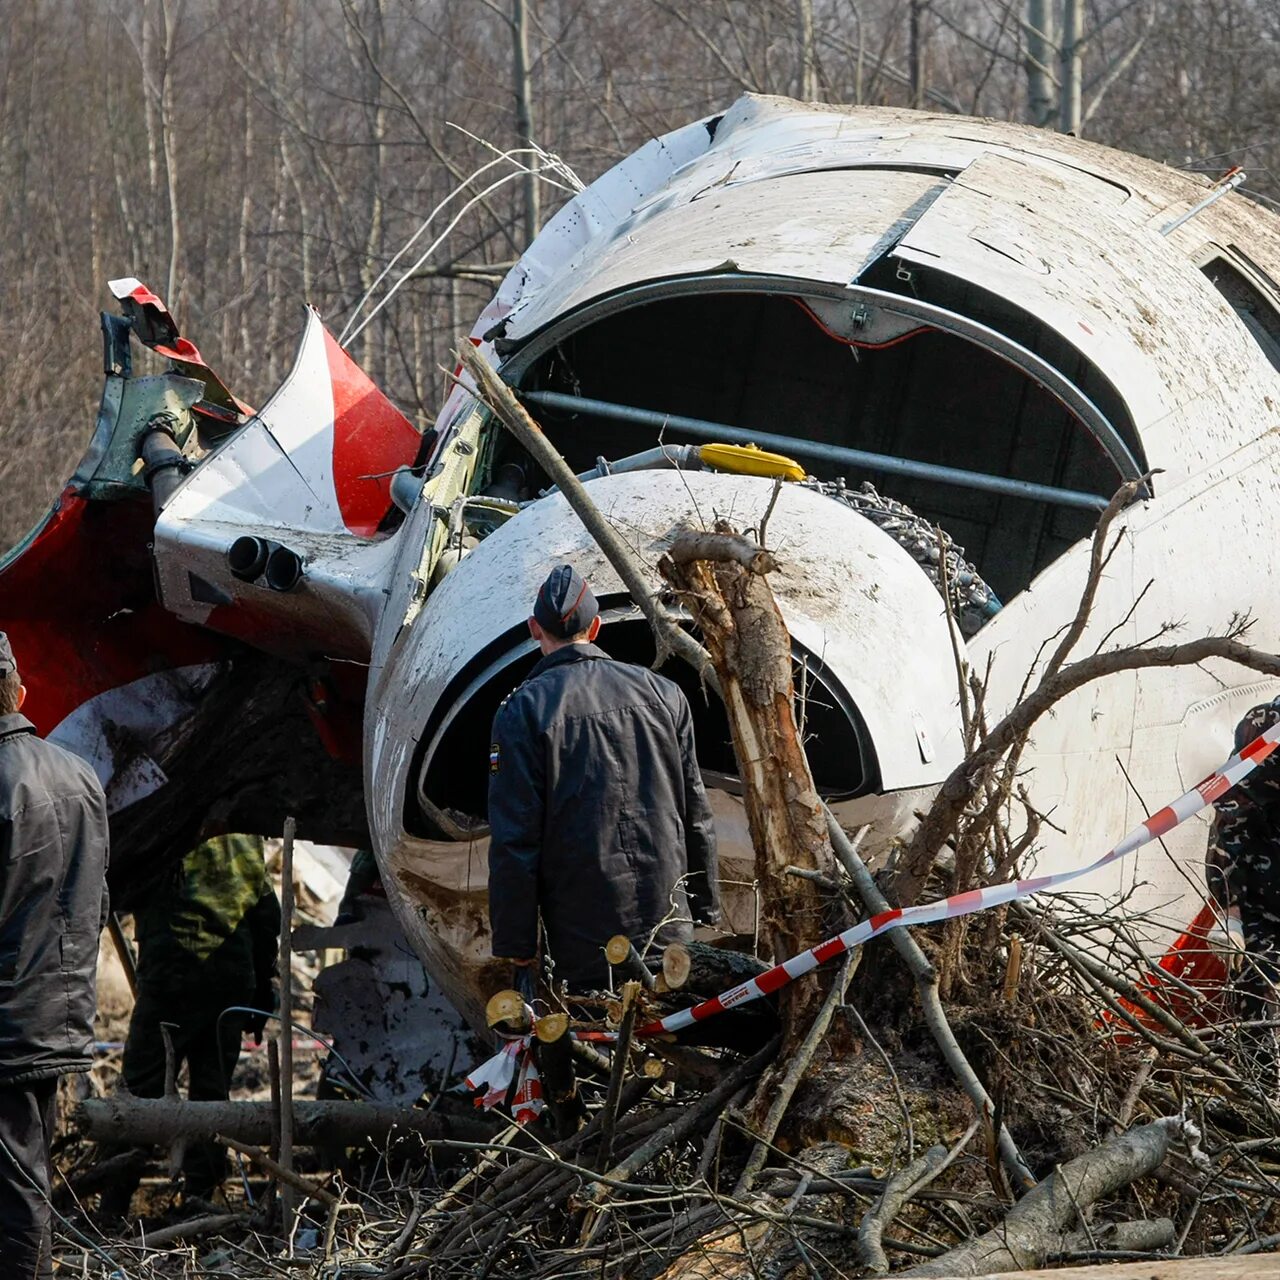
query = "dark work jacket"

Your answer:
(487, 644), (719, 990)
(0, 714), (109, 1085)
